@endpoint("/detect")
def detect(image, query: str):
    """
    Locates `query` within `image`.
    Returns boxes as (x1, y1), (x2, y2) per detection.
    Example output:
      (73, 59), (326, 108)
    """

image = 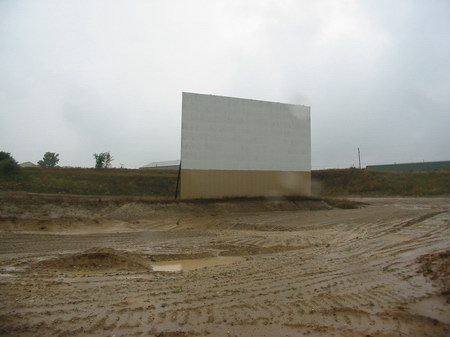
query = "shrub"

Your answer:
(38, 152), (60, 168)
(94, 152), (113, 169)
(0, 151), (20, 175)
